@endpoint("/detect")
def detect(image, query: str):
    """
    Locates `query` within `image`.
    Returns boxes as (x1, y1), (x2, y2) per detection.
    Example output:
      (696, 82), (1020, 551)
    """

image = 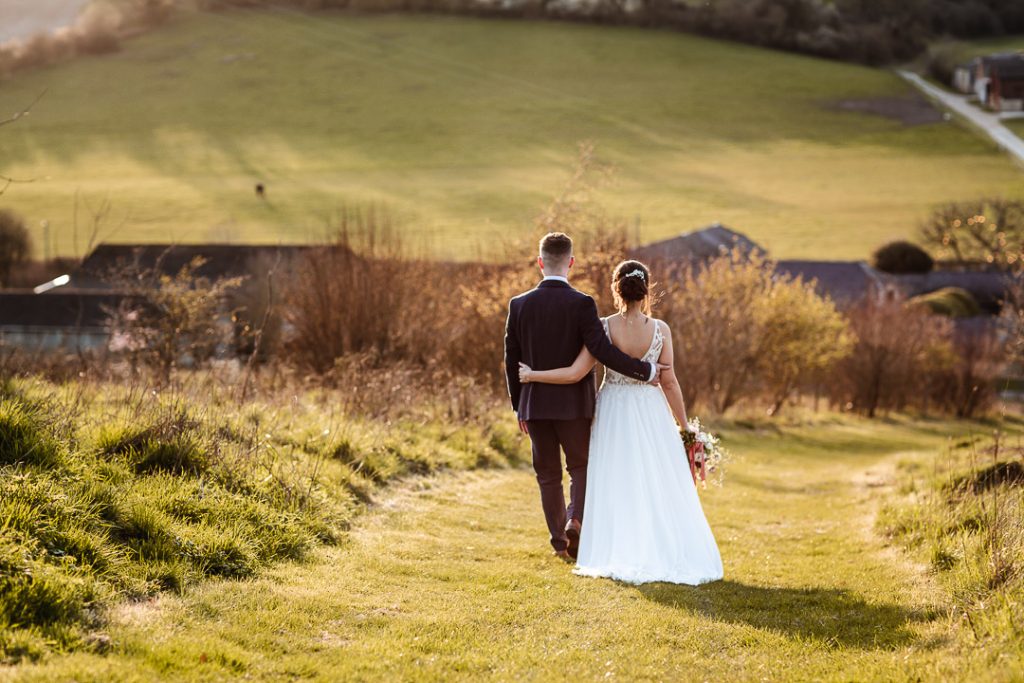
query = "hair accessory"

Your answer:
(624, 269), (646, 281)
